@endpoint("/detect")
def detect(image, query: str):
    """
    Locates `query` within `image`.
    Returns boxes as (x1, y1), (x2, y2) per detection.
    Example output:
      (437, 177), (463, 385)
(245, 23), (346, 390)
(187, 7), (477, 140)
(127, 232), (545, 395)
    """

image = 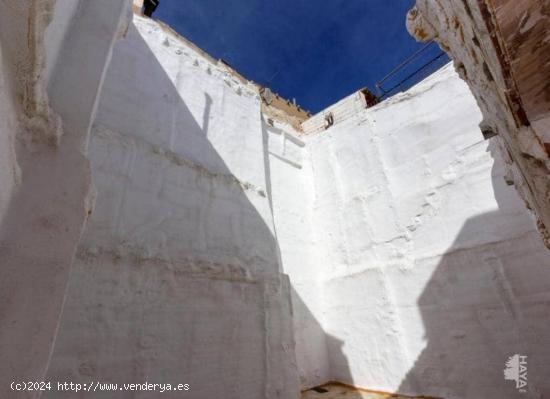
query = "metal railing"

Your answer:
(375, 41), (449, 100)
